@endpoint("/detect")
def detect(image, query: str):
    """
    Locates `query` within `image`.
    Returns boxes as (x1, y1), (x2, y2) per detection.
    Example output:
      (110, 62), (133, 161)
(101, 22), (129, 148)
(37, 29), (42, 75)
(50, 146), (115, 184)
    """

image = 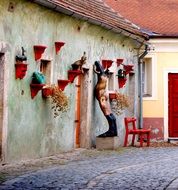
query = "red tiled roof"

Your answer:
(104, 0), (178, 37)
(32, 0), (148, 39)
